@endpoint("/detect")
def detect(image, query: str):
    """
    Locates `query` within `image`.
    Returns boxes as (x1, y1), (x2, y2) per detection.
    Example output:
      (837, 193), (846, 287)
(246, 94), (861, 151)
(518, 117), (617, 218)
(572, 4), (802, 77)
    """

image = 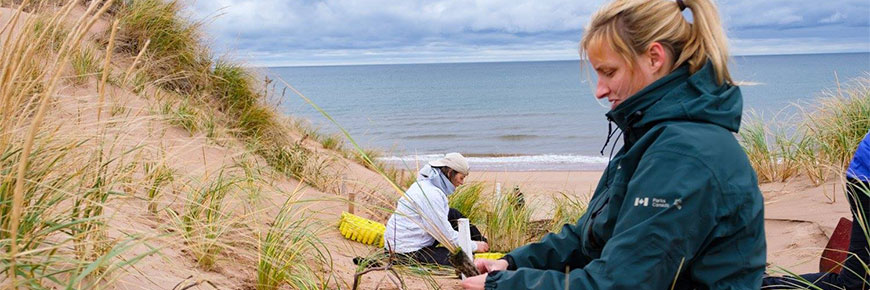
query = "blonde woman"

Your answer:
(463, 0), (765, 289)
